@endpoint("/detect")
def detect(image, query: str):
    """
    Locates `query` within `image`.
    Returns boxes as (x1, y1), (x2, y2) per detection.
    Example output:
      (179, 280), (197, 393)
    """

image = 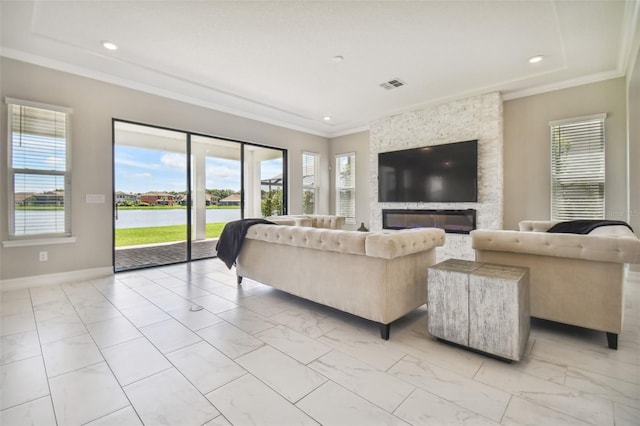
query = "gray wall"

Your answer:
(503, 78), (628, 230)
(329, 131), (370, 230)
(0, 58), (329, 281)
